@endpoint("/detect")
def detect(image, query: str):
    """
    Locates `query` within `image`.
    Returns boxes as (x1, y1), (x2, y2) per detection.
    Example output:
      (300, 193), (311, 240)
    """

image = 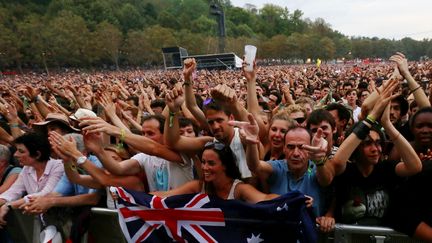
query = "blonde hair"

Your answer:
(283, 104), (306, 116)
(270, 110), (294, 126)
(104, 145), (131, 160)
